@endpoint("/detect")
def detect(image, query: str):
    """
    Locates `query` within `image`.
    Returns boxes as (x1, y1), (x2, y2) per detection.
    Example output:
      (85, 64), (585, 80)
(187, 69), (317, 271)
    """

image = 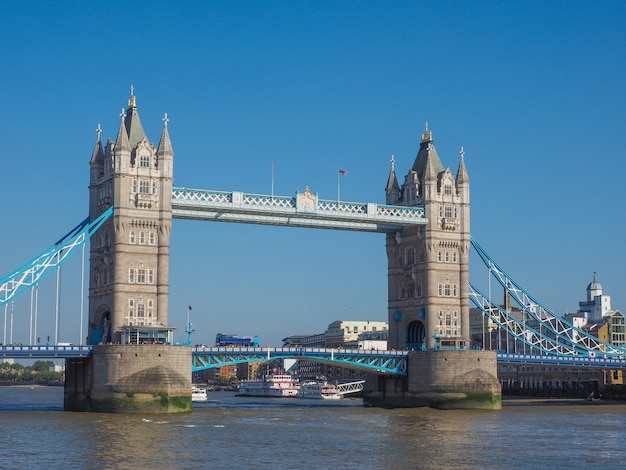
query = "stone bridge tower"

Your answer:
(65, 90), (190, 414)
(365, 125), (499, 409)
(87, 89), (174, 345)
(385, 124), (470, 350)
